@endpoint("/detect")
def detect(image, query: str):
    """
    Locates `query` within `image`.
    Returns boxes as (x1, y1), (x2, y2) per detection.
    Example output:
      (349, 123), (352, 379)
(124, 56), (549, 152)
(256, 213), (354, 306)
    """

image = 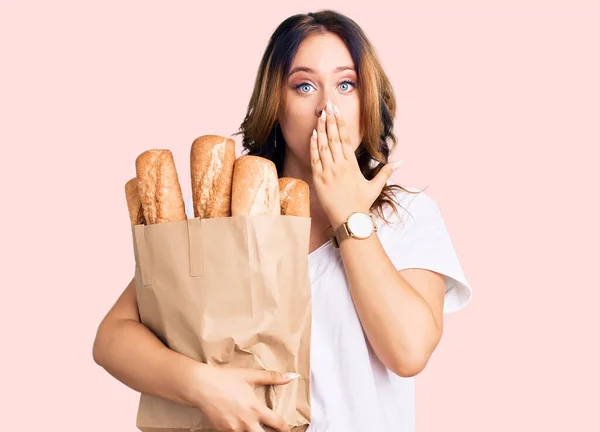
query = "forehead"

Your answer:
(290, 33), (354, 72)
